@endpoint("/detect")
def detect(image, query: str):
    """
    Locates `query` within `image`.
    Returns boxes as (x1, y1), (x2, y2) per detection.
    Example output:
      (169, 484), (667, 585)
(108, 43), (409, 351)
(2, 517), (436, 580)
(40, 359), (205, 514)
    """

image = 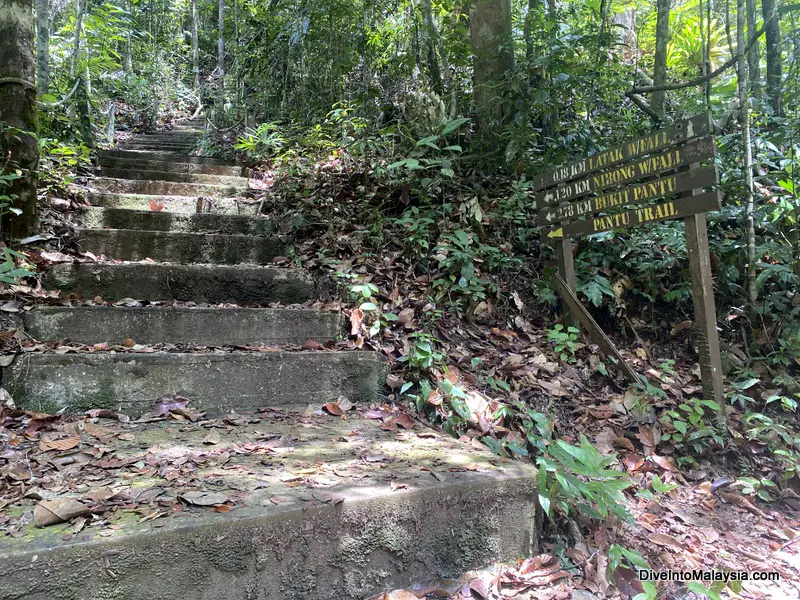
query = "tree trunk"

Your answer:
(420, 0), (443, 95)
(469, 0), (514, 137)
(0, 0), (39, 237)
(124, 0), (133, 72)
(745, 0), (760, 93)
(761, 0), (782, 115)
(737, 0), (757, 313)
(652, 0), (671, 119)
(70, 0), (82, 78)
(36, 0), (49, 95)
(70, 0), (94, 147)
(217, 0), (224, 104)
(191, 0), (199, 93)
(524, 0), (540, 61)
(218, 0), (225, 76)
